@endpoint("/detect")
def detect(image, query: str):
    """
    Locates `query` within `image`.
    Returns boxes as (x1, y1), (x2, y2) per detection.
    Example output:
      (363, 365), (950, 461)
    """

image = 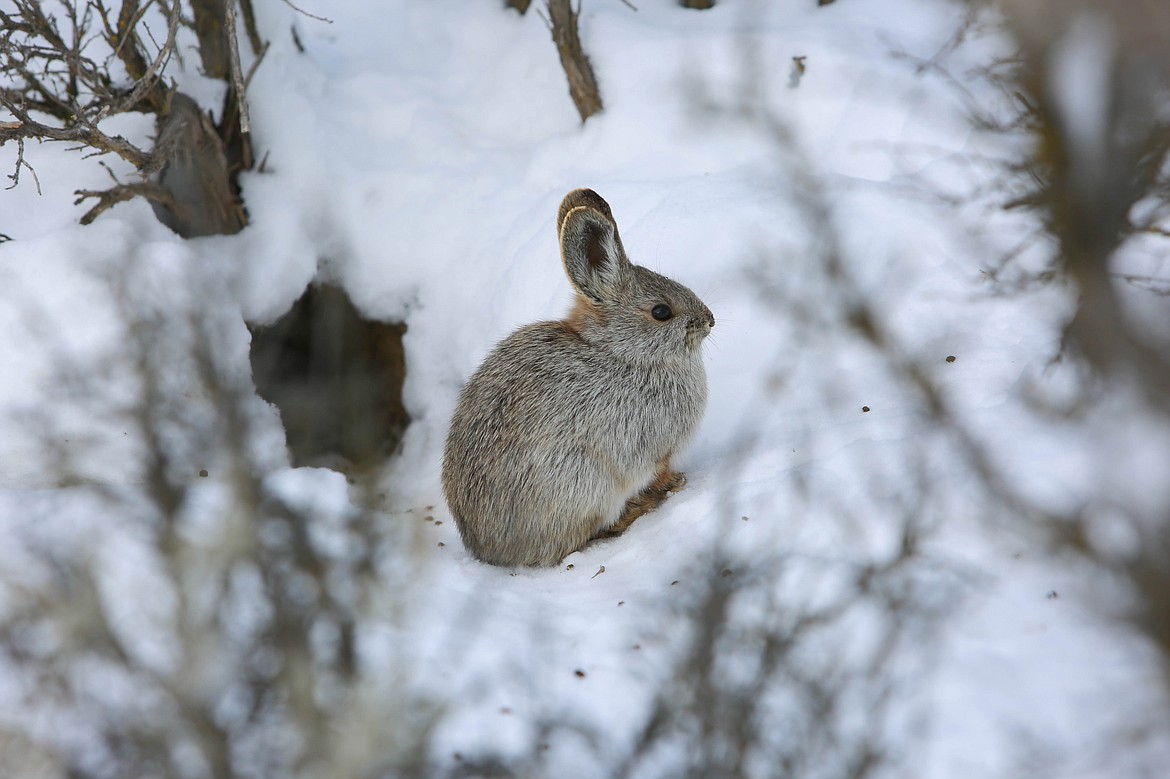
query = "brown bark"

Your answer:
(190, 0), (231, 79)
(150, 94), (246, 237)
(239, 0), (264, 54)
(547, 0), (603, 122)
